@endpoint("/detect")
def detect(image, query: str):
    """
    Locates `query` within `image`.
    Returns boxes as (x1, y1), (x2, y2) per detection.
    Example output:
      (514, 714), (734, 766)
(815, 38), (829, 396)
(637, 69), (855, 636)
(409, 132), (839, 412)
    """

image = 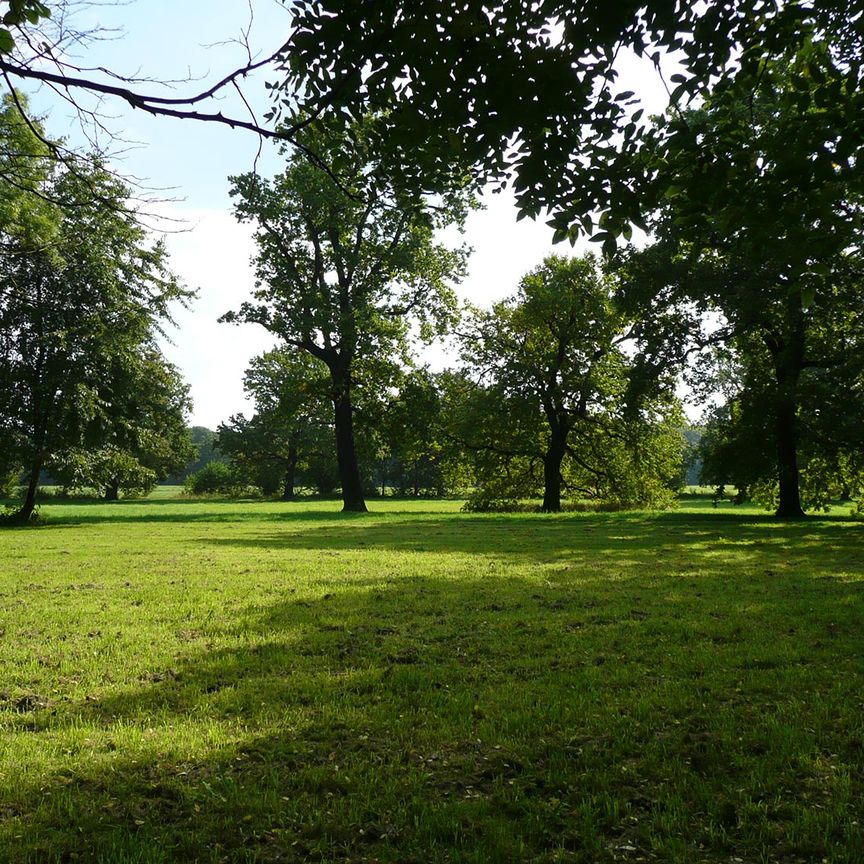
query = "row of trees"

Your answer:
(0, 98), (685, 518)
(211, 118), (688, 513)
(212, 321), (687, 513)
(211, 46), (864, 518)
(2, 3), (862, 519)
(0, 96), (194, 521)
